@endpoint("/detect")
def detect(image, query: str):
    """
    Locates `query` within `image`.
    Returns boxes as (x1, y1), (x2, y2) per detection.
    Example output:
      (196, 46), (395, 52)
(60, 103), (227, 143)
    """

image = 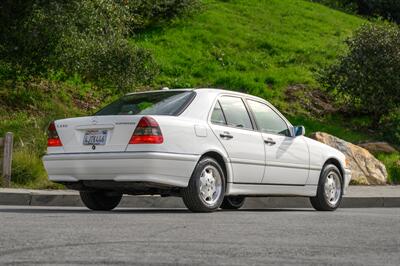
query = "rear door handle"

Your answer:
(264, 138), (276, 145)
(220, 132), (233, 139)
